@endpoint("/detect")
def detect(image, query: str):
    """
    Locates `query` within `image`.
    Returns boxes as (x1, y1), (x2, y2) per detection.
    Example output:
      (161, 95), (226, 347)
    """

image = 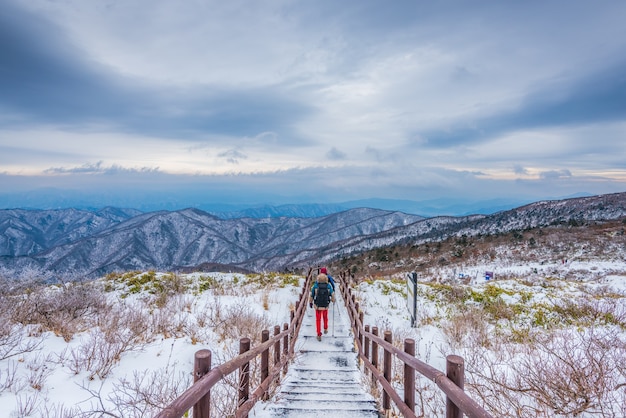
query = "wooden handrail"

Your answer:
(339, 271), (494, 418)
(155, 269), (313, 418)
